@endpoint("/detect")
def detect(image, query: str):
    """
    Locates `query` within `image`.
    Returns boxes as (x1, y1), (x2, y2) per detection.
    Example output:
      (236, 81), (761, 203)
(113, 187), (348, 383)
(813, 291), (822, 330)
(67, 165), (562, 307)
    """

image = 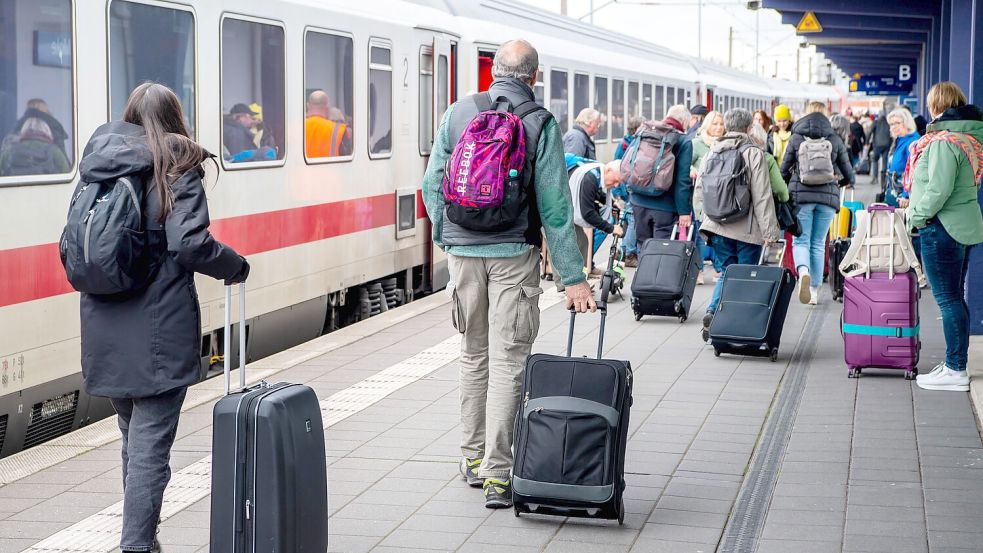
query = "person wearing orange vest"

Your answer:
(305, 90), (352, 158)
